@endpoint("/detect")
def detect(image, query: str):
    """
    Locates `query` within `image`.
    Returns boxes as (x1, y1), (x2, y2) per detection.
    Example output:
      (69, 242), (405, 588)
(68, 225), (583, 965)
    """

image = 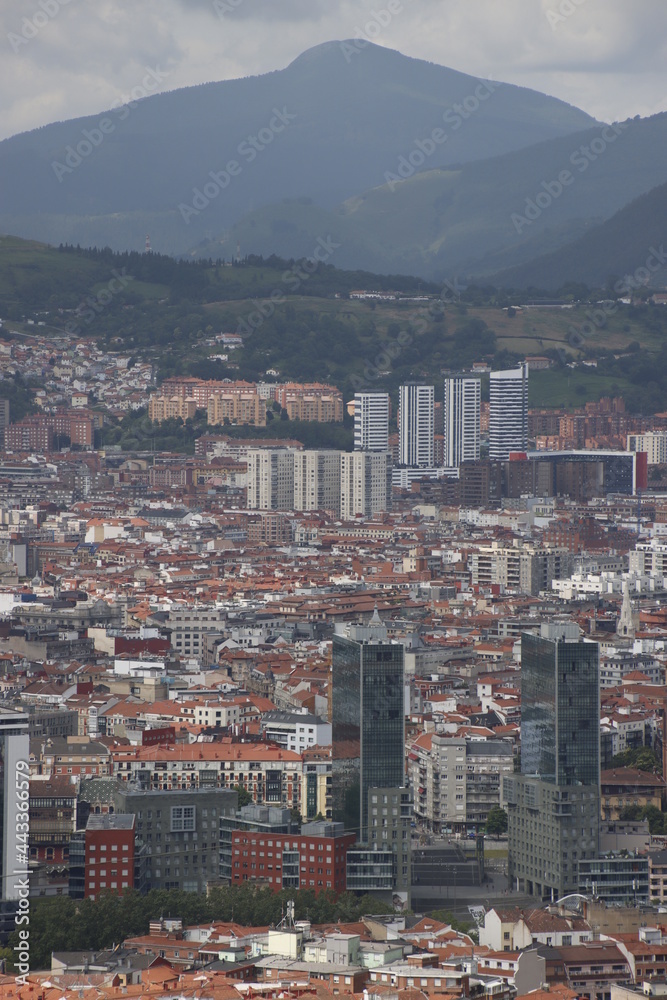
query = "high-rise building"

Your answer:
(443, 374), (480, 468)
(489, 364), (528, 461)
(354, 393), (390, 452)
(293, 450), (341, 514)
(398, 383), (434, 468)
(340, 451), (391, 519)
(246, 448), (295, 510)
(332, 612), (405, 842)
(506, 623), (600, 901)
(332, 612), (411, 904)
